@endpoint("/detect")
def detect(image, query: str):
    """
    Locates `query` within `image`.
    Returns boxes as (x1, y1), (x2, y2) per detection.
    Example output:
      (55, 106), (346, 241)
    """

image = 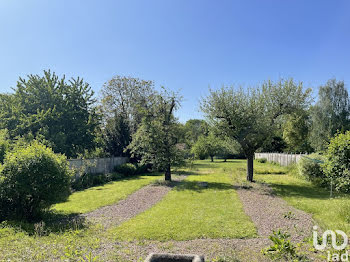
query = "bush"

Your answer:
(0, 141), (71, 220)
(297, 153), (326, 185)
(256, 158), (267, 163)
(323, 131), (350, 193)
(114, 163), (137, 176)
